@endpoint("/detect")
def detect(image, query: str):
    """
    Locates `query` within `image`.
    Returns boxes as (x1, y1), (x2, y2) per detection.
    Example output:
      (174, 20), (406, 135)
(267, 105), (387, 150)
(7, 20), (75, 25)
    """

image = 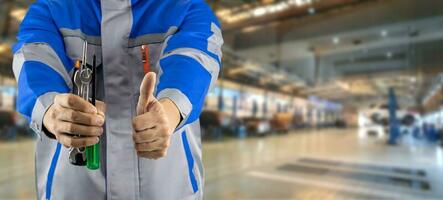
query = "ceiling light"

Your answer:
(380, 30), (388, 37)
(292, 0), (313, 7)
(386, 52), (393, 59)
(308, 7), (316, 15)
(0, 44), (10, 55)
(252, 7), (267, 17)
(333, 37), (340, 45)
(241, 26), (261, 33)
(10, 8), (27, 22)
